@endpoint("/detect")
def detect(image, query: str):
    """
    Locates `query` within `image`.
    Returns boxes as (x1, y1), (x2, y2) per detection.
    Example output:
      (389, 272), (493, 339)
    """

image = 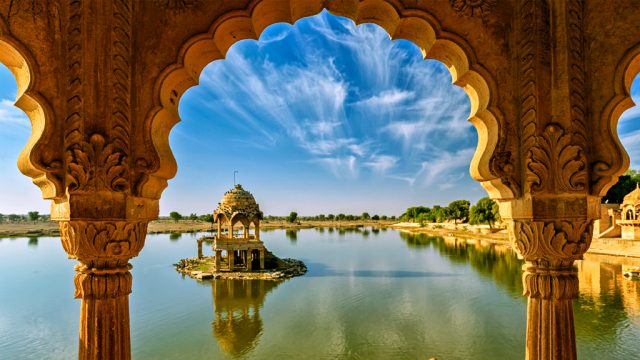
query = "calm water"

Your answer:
(1, 229), (639, 359)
